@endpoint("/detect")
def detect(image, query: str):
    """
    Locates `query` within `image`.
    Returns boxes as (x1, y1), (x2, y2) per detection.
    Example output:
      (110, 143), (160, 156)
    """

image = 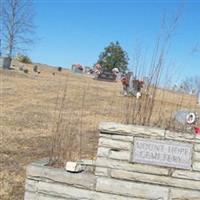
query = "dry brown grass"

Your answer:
(0, 60), (199, 199)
